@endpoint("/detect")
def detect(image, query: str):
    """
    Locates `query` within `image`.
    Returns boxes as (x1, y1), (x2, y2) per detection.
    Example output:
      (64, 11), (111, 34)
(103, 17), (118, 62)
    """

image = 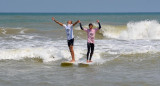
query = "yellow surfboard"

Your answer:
(61, 62), (73, 67)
